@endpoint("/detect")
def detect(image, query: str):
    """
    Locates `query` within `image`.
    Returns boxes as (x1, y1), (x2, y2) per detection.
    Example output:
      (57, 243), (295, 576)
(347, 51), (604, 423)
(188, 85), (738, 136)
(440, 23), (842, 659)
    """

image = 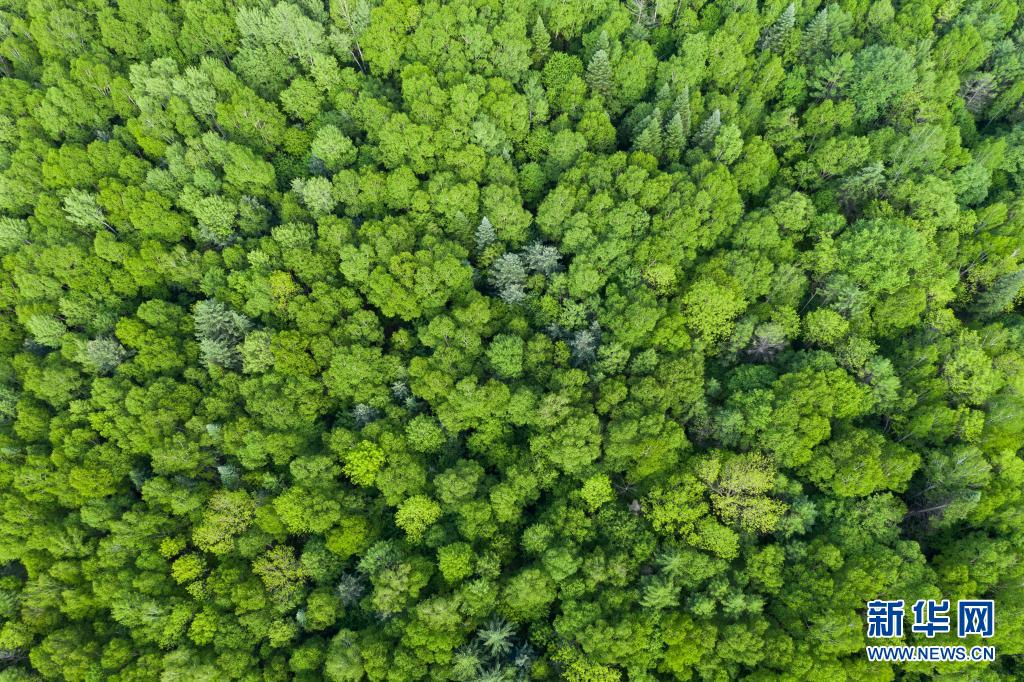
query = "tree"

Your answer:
(476, 216), (496, 250)
(694, 109), (721, 149)
(501, 569), (556, 622)
(961, 74), (997, 115)
(634, 107), (663, 156)
(192, 490), (255, 555)
(340, 440), (386, 487)
(394, 495), (442, 542)
(672, 86), (691, 139)
(522, 241), (561, 274)
(63, 190), (107, 231)
(586, 49), (614, 101)
(664, 112), (687, 160)
(324, 630), (364, 681)
(803, 6), (830, 58)
(849, 45), (916, 122)
(487, 334), (524, 379)
(81, 337), (128, 374)
(759, 3), (796, 53)
(973, 271), (1024, 318)
(311, 124), (356, 171)
(193, 300), (252, 369)
(477, 617), (515, 657)
(682, 276), (746, 343)
(696, 453), (788, 532)
(437, 543), (474, 583)
(489, 253), (528, 303)
(711, 123), (744, 164)
(253, 545), (308, 606)
(531, 16), (551, 64)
